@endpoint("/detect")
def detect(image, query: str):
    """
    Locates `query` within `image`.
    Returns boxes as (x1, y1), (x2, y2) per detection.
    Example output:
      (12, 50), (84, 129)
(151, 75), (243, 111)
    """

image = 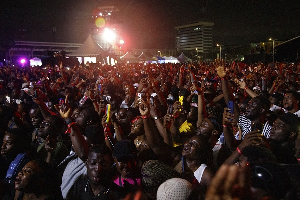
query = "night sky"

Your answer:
(1, 0), (300, 49)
